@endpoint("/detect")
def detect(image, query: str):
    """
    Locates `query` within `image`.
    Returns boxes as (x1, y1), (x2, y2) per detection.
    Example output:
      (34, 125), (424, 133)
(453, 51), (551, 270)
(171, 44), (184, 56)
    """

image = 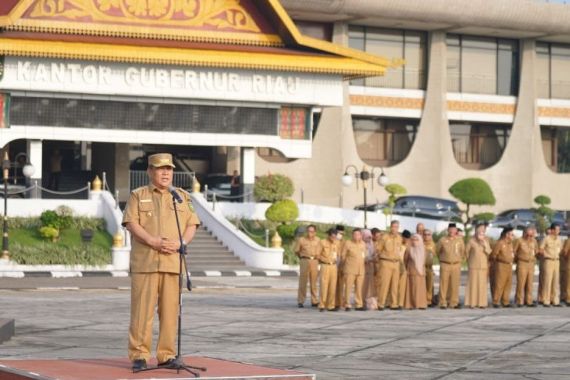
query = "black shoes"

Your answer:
(297, 303), (304, 308)
(319, 308), (325, 312)
(132, 359), (147, 373)
(158, 358), (177, 369)
(355, 307), (366, 311)
(311, 303), (319, 308)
